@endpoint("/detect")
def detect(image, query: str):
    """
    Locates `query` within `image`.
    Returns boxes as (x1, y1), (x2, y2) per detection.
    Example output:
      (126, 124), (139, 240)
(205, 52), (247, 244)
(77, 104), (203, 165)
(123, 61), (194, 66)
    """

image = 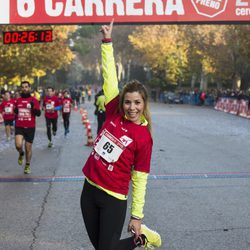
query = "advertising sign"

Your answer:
(0, 0), (250, 25)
